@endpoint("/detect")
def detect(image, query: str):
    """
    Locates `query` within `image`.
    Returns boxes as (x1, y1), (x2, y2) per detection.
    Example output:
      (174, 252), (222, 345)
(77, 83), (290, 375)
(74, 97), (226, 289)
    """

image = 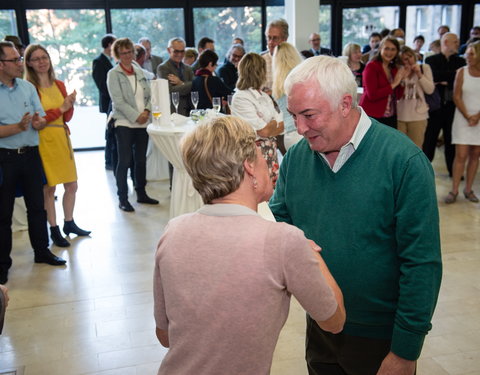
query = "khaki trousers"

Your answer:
(397, 119), (428, 148)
